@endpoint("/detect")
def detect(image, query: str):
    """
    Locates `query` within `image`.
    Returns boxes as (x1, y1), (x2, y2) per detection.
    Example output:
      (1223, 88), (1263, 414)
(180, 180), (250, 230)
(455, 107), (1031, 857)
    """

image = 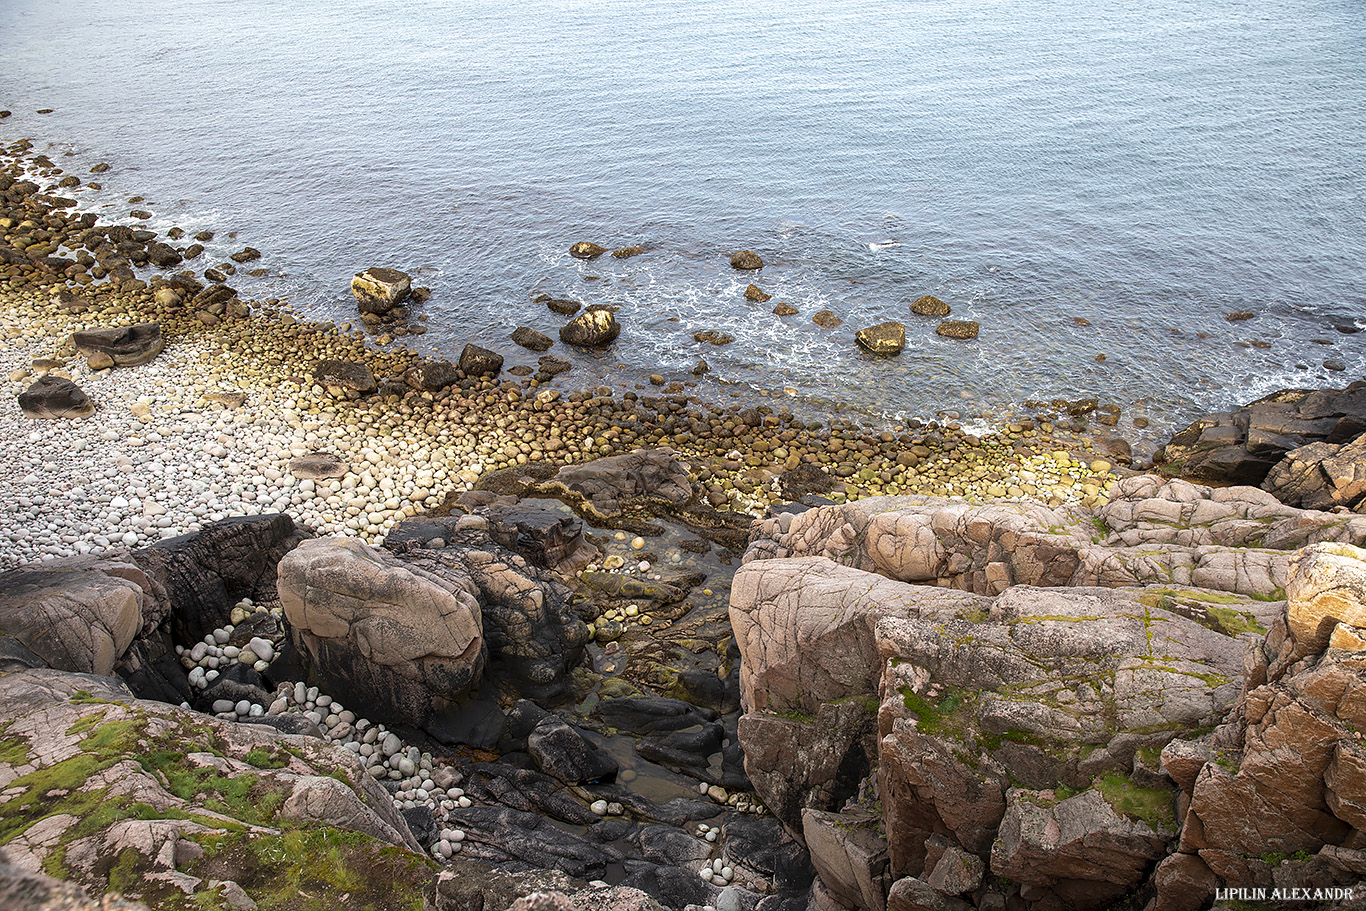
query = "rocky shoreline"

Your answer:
(5, 134), (1366, 911)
